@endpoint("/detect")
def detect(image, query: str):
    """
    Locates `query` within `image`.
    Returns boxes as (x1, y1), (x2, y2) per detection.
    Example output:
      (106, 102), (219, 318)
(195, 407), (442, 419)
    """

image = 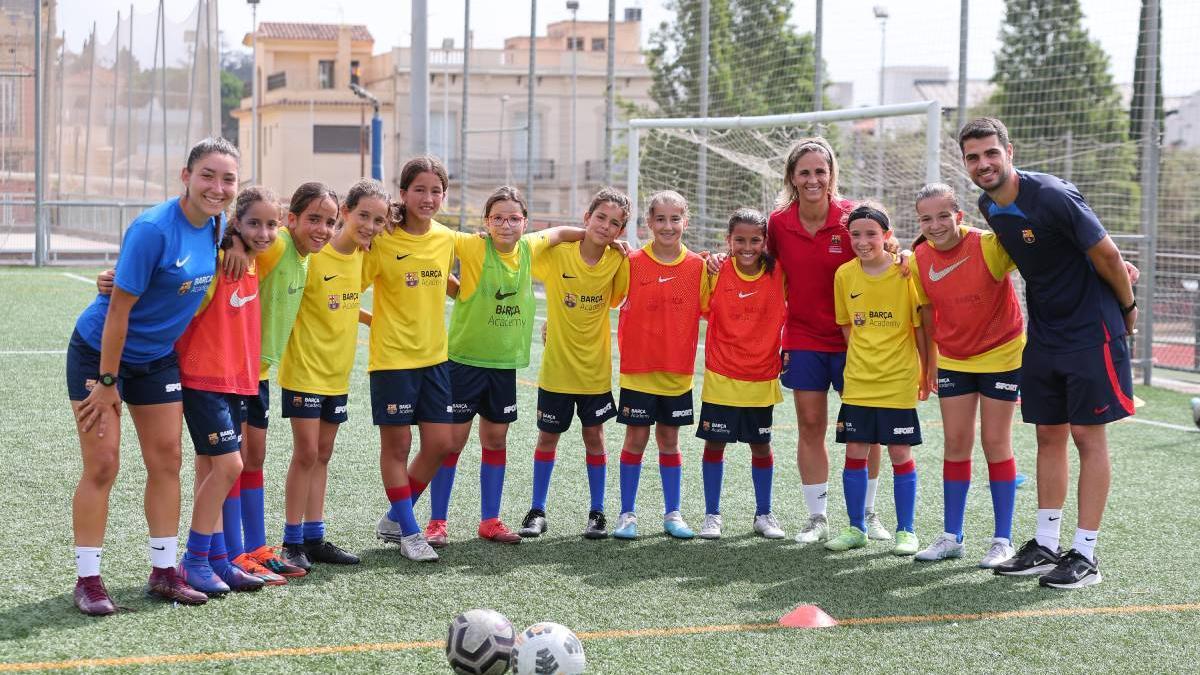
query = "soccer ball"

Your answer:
(511, 622), (586, 675)
(445, 609), (516, 675)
